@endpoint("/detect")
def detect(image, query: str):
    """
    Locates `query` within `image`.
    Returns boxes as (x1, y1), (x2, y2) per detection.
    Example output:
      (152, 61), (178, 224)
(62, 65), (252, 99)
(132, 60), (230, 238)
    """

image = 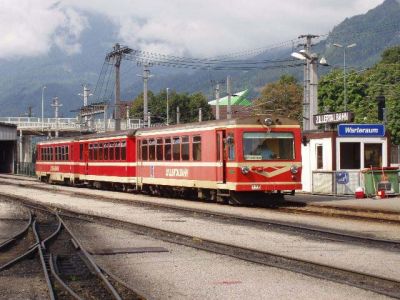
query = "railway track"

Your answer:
(0, 174), (399, 224)
(0, 200), (143, 299)
(3, 197), (400, 299)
